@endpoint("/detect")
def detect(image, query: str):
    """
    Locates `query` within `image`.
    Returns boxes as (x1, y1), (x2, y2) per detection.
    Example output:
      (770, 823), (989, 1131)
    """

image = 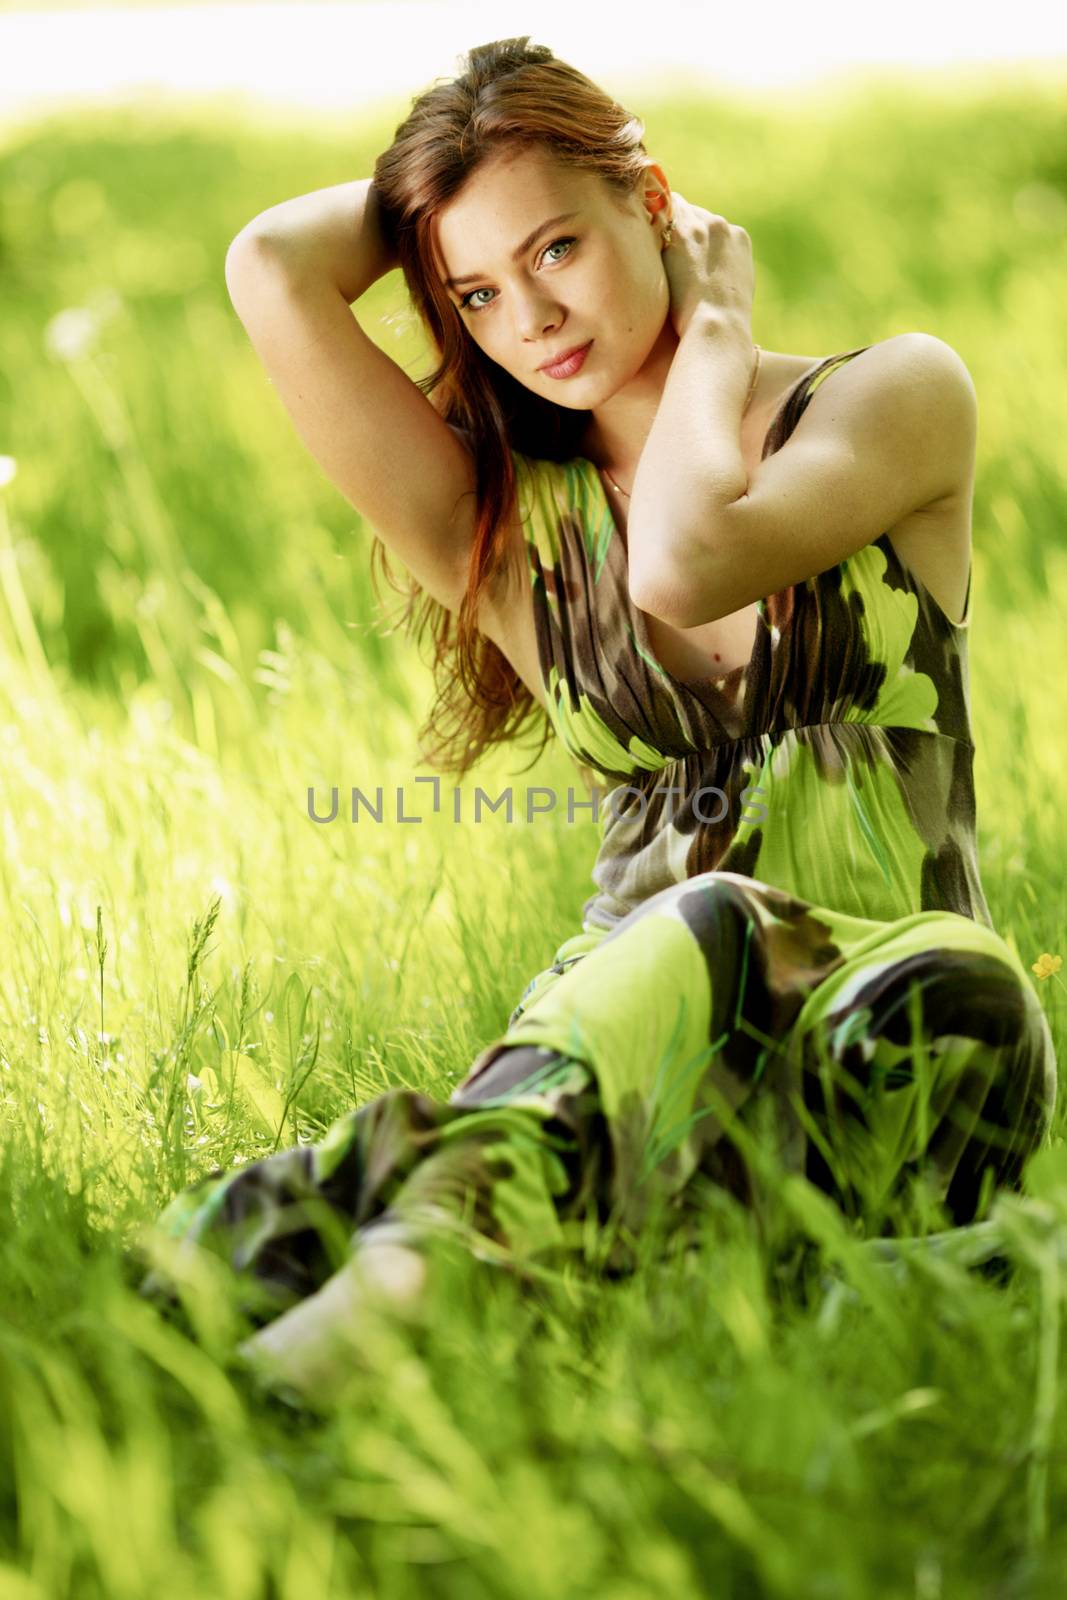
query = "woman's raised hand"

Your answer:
(661, 192), (755, 343)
